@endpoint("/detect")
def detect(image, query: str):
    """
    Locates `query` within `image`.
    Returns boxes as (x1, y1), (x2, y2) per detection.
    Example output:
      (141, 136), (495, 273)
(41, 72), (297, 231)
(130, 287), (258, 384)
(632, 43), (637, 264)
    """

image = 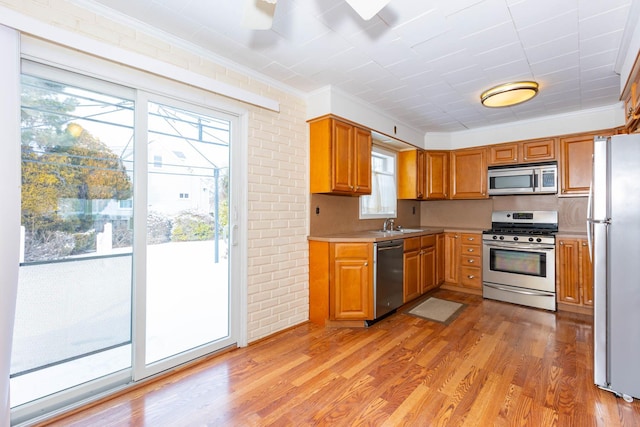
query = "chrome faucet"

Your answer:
(383, 218), (395, 232)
